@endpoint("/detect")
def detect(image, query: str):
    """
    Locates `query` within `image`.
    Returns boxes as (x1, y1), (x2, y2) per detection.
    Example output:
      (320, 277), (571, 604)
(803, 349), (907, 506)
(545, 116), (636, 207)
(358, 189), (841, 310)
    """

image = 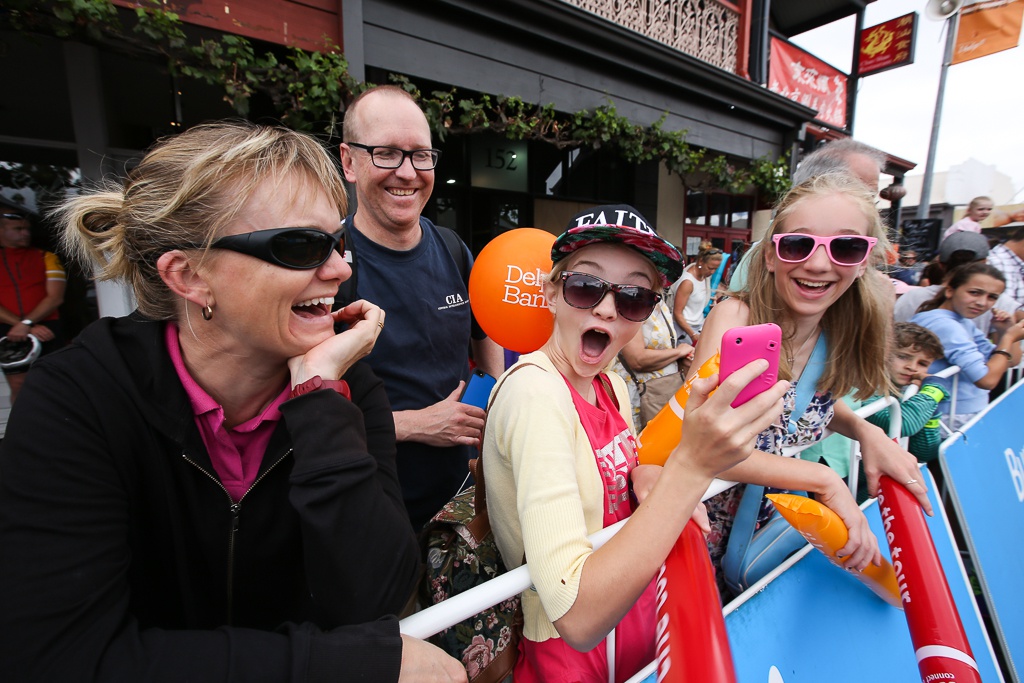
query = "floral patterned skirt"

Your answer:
(704, 484), (744, 602)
